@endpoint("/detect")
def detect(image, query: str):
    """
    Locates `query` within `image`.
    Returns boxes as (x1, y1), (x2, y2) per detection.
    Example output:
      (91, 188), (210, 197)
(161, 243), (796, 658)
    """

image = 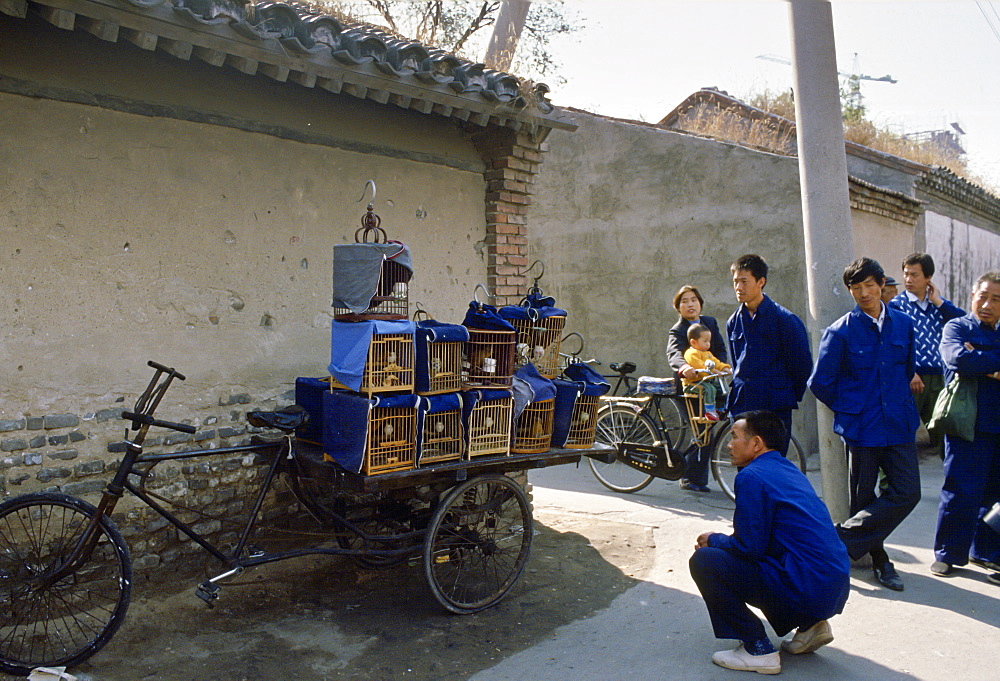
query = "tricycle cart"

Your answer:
(0, 362), (594, 676)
